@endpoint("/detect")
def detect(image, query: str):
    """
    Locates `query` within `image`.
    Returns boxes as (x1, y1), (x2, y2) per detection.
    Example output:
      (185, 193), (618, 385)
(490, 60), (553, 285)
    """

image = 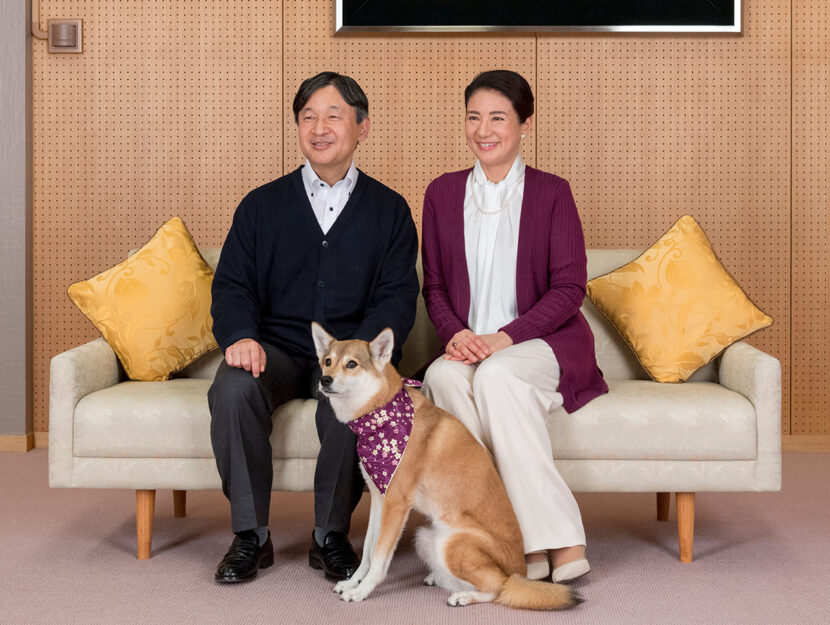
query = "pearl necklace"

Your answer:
(471, 165), (526, 215)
